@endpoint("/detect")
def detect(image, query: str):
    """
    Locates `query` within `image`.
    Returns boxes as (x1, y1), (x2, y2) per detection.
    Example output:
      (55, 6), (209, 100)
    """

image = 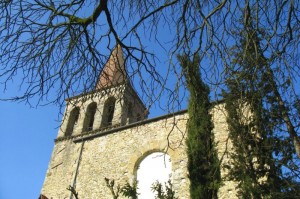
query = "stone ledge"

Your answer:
(55, 124), (121, 143)
(72, 109), (188, 143)
(55, 99), (224, 144)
